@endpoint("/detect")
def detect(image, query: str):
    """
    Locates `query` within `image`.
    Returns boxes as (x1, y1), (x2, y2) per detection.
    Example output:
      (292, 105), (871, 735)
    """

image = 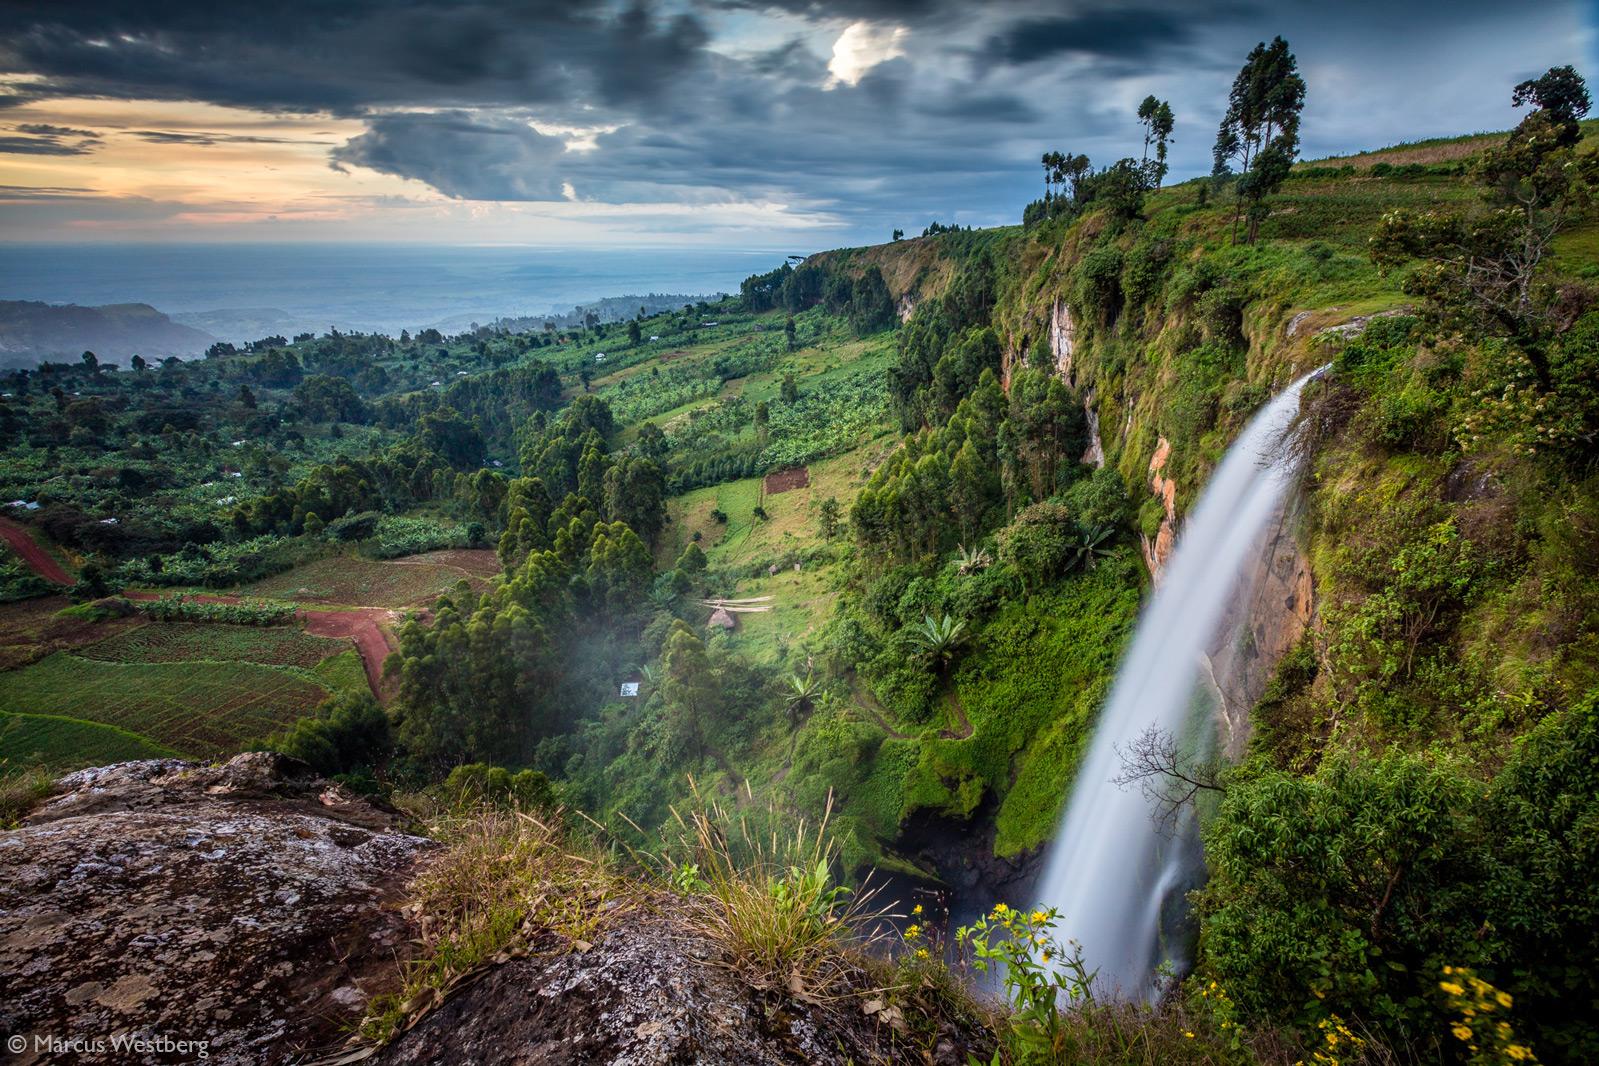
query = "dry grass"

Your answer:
(662, 786), (895, 1004)
(360, 805), (622, 1043)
